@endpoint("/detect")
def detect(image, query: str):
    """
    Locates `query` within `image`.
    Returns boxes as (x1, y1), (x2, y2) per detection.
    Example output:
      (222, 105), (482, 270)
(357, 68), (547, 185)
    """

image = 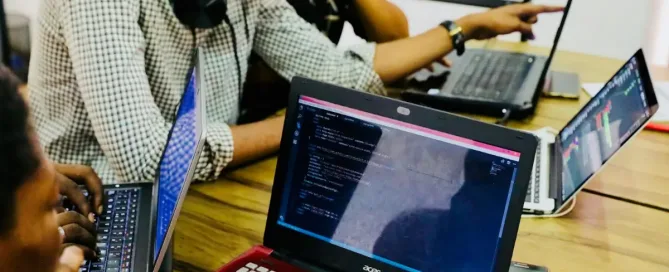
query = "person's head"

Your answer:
(0, 67), (62, 271)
